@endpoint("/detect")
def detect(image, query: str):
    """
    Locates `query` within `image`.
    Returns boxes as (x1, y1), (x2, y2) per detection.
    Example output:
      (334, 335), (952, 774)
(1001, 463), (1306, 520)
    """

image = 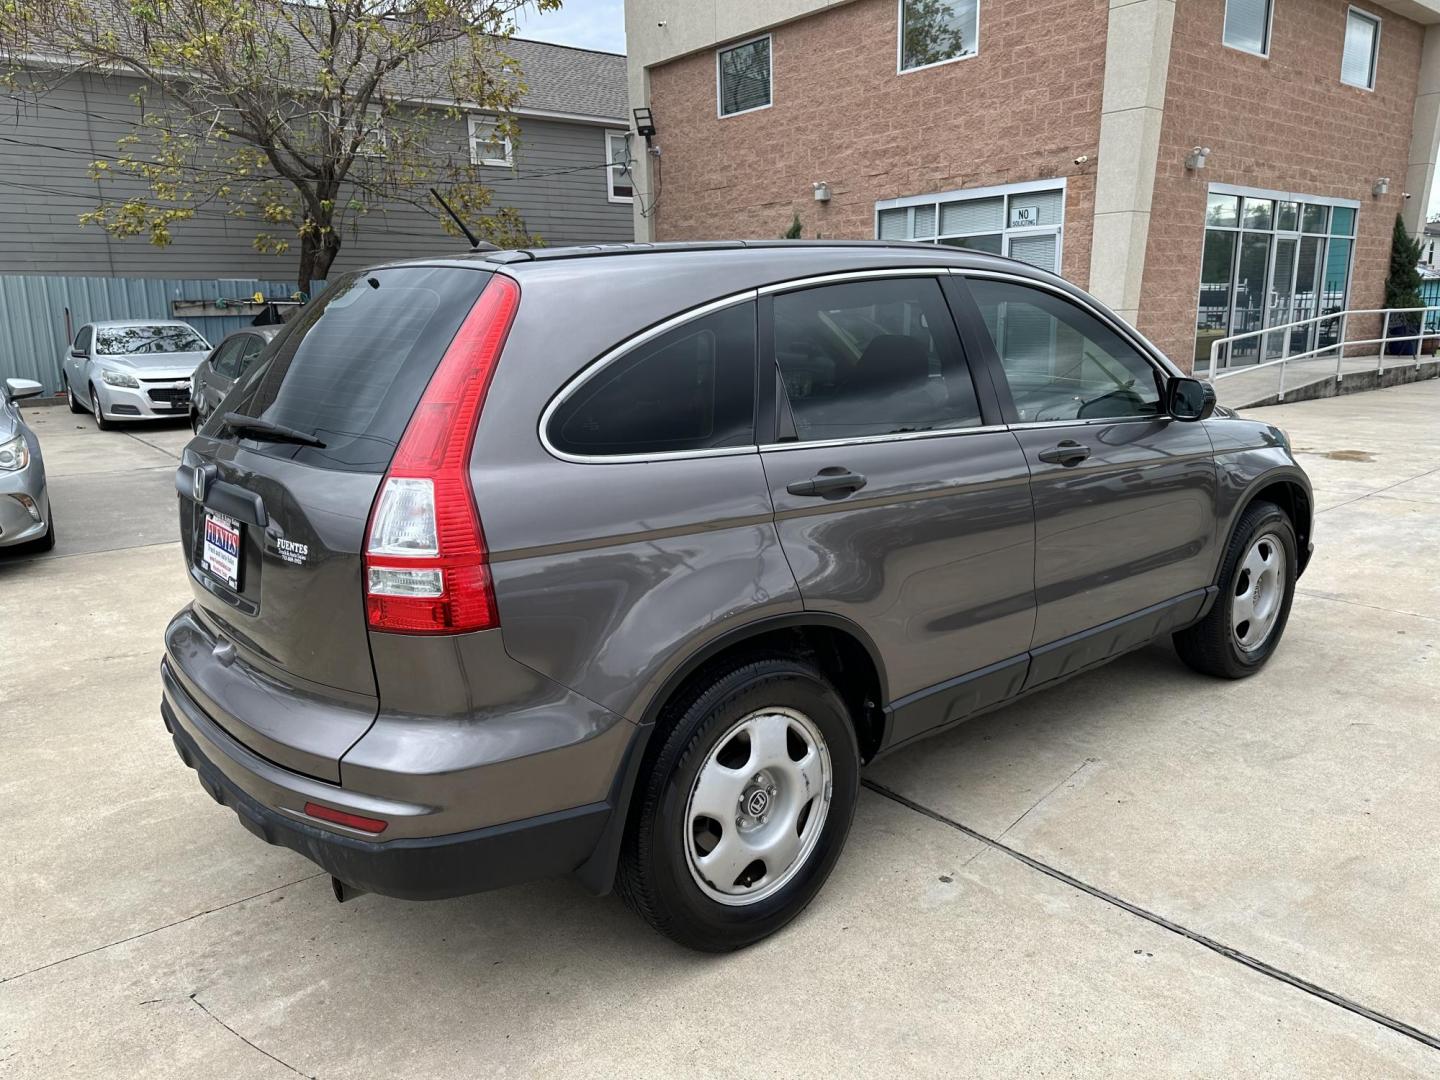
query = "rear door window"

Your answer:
(211, 338), (247, 378)
(221, 266), (493, 473)
(238, 335), (268, 374)
(547, 301), (757, 458)
(771, 276), (981, 442)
